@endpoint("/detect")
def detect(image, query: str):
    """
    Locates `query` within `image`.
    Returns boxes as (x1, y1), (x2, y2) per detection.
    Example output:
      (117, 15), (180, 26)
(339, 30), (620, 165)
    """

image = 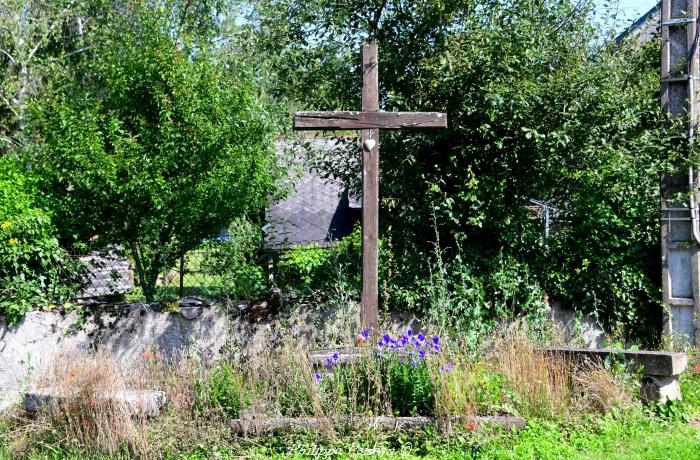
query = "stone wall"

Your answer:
(0, 300), (421, 413)
(0, 303), (229, 413)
